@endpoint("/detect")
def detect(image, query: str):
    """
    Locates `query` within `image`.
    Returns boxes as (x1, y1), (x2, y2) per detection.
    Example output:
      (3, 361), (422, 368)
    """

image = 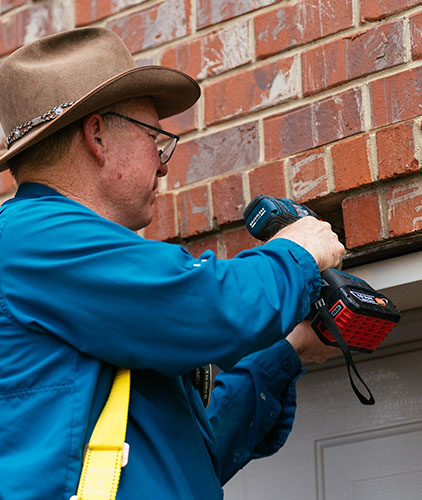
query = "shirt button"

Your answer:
(282, 360), (290, 370)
